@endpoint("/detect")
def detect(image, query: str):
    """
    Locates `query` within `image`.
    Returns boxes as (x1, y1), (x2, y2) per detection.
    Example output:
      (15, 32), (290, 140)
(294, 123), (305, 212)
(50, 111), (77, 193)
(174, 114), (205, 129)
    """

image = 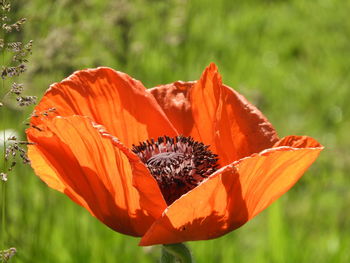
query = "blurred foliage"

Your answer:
(1, 0), (349, 262)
